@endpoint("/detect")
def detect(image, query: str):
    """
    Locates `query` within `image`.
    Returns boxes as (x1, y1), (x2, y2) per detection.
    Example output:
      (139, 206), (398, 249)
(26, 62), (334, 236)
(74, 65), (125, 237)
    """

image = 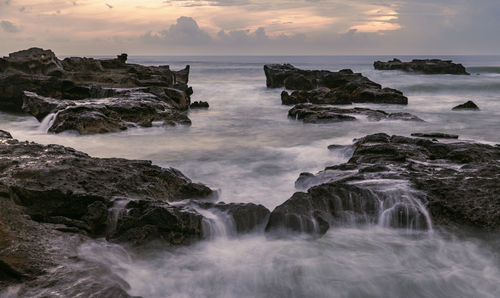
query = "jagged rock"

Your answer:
(0, 48), (193, 134)
(22, 91), (75, 121)
(196, 202), (271, 233)
(190, 101), (209, 109)
(265, 64), (407, 105)
(22, 90), (191, 134)
(374, 58), (469, 75)
(0, 195), (137, 296)
(452, 100), (480, 111)
(411, 132), (459, 139)
(281, 88), (352, 105)
(266, 133), (500, 235)
(0, 130), (12, 139)
(288, 103), (424, 123)
(0, 137), (214, 243)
